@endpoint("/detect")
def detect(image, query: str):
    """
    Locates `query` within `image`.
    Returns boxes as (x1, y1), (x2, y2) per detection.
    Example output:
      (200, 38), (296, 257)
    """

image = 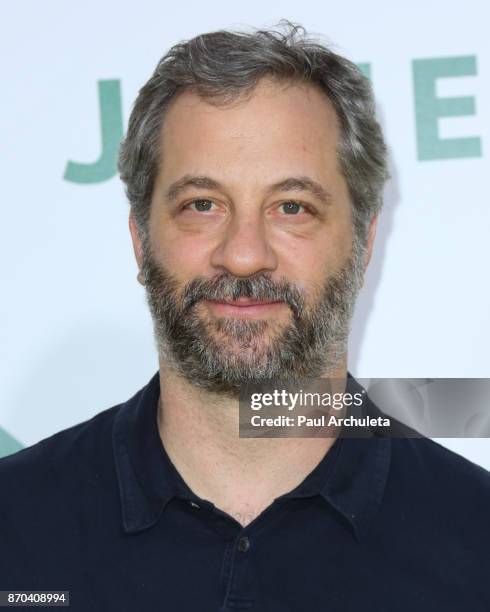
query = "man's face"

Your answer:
(130, 78), (372, 395)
